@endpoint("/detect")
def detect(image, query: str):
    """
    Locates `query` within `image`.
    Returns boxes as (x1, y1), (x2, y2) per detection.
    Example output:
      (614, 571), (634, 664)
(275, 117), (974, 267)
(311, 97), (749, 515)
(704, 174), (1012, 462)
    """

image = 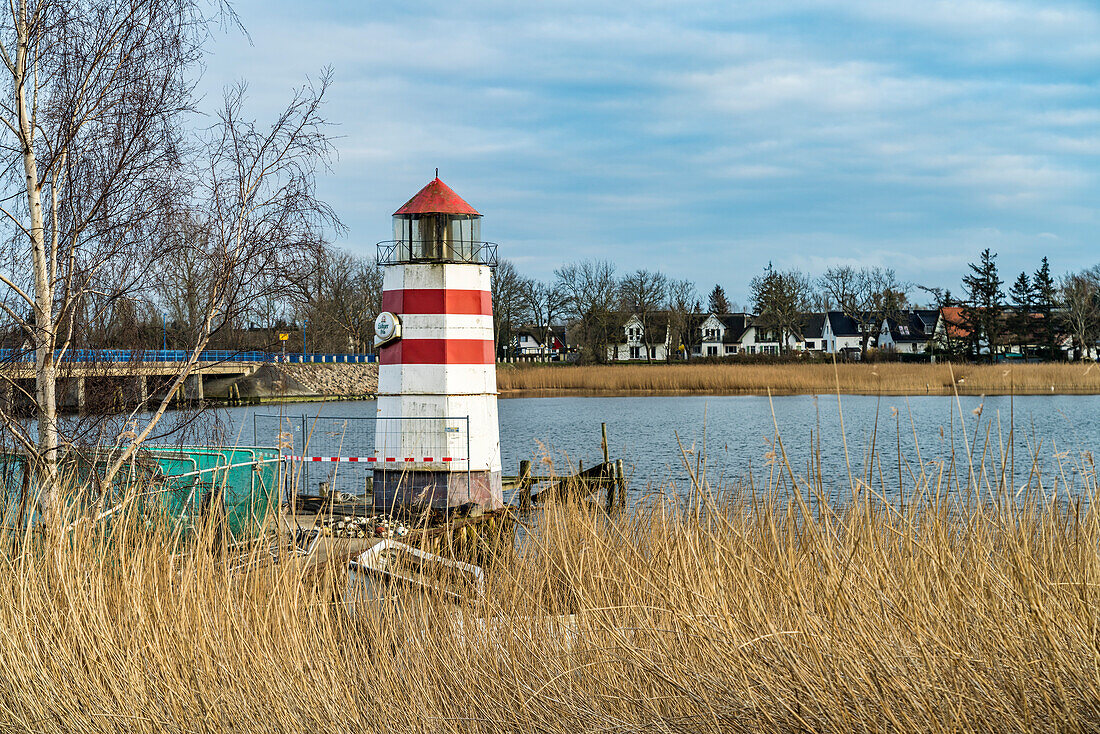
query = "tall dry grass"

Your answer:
(498, 361), (1100, 395)
(0, 432), (1098, 732)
